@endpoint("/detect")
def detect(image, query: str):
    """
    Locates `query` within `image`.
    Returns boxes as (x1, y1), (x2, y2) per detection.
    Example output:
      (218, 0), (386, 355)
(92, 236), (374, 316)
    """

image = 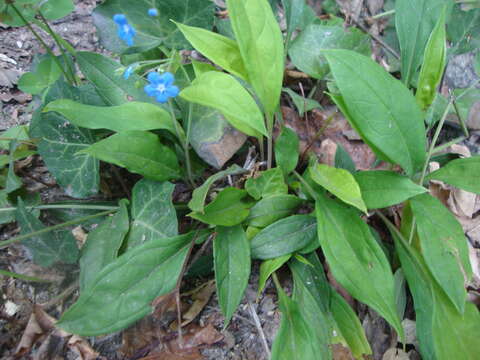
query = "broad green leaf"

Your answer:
(127, 180), (177, 249)
(354, 171), (427, 209)
(180, 71), (267, 137)
(334, 144), (356, 173)
(226, 0), (284, 116)
(245, 167), (288, 200)
(251, 215), (317, 259)
(214, 225), (251, 326)
(416, 9), (447, 110)
(175, 22), (248, 80)
(271, 284), (319, 360)
(76, 52), (158, 106)
(57, 233), (193, 336)
(447, 5), (480, 56)
(427, 156), (480, 194)
(79, 200), (129, 292)
(0, 125), (30, 150)
(274, 127), (300, 175)
(0, 0), (73, 26)
(289, 24), (371, 79)
(247, 194), (303, 228)
(18, 56), (62, 95)
(189, 187), (254, 226)
(310, 163), (367, 213)
(258, 254), (291, 295)
(15, 198), (78, 267)
(189, 164), (246, 213)
(282, 0), (317, 50)
(315, 194), (403, 339)
(410, 193), (471, 313)
(330, 289), (372, 358)
(395, 0), (450, 85)
(80, 131), (181, 182)
(93, 0), (215, 53)
(39, 0), (74, 20)
(282, 88), (322, 116)
(43, 100), (179, 137)
(394, 269), (407, 320)
(324, 50), (426, 176)
(290, 253), (333, 360)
